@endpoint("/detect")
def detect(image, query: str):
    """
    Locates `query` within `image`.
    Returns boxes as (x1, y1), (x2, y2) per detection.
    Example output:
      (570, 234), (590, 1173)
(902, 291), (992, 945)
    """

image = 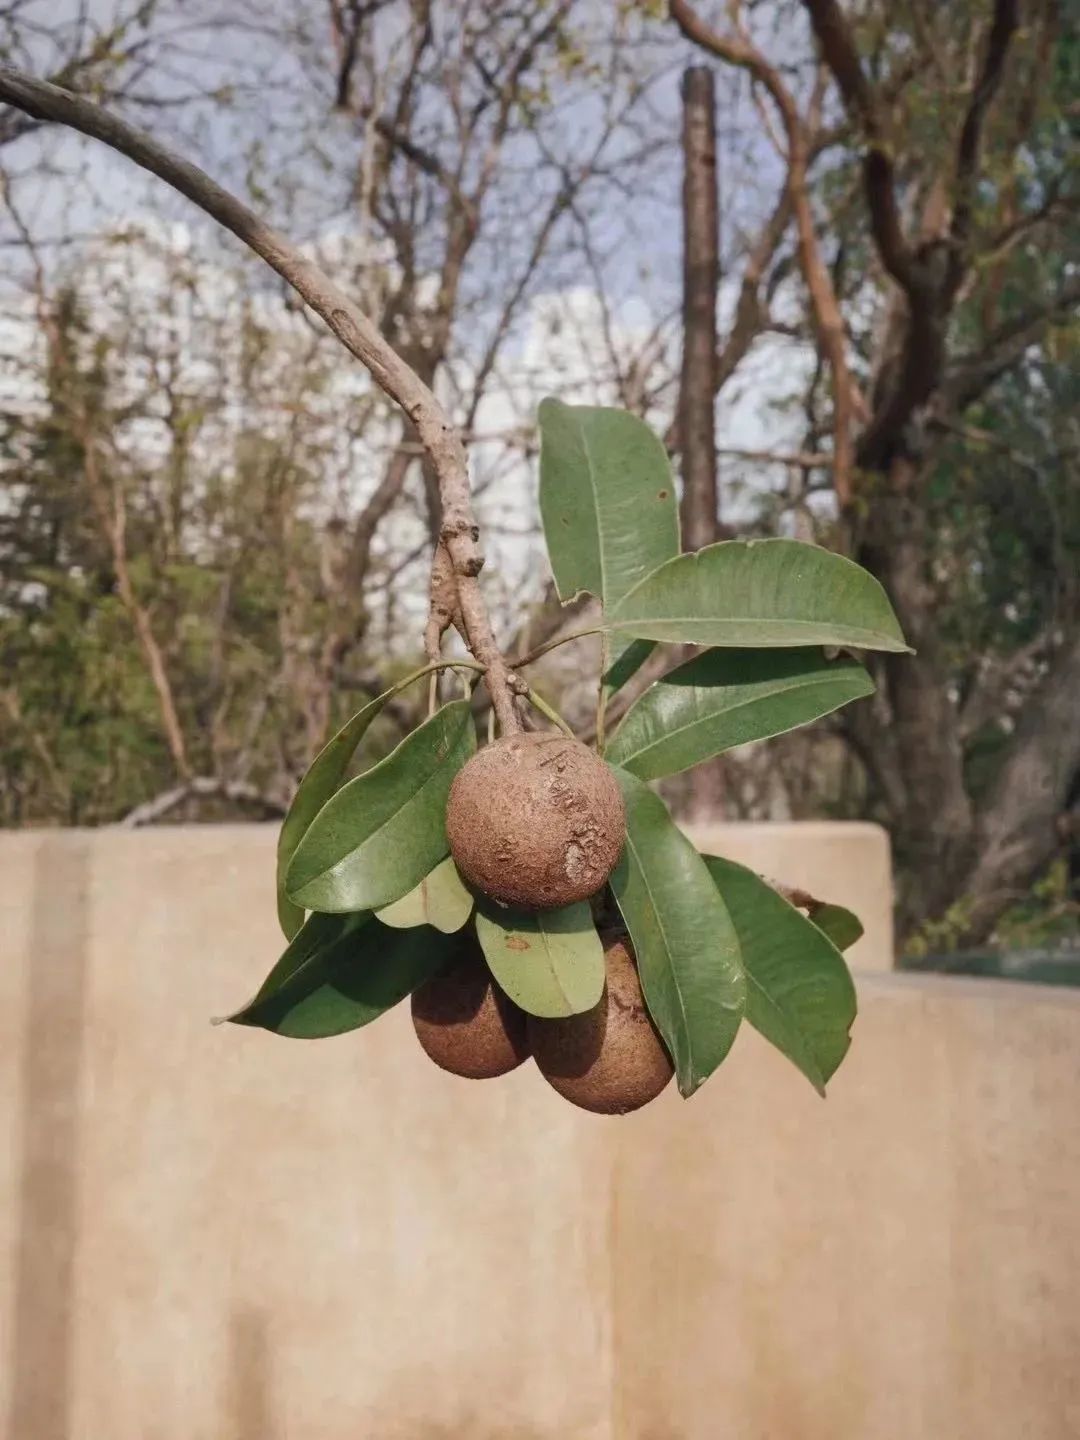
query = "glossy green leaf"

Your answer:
(606, 648), (874, 779)
(538, 398), (680, 610)
(474, 900), (605, 1018)
(224, 912), (458, 1038)
(276, 691), (393, 939)
(809, 902), (864, 952)
(611, 538), (911, 652)
(609, 767), (745, 1096)
(285, 701), (476, 914)
(703, 855), (857, 1095)
(601, 637), (656, 696)
(376, 857), (473, 934)
(539, 398), (679, 692)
